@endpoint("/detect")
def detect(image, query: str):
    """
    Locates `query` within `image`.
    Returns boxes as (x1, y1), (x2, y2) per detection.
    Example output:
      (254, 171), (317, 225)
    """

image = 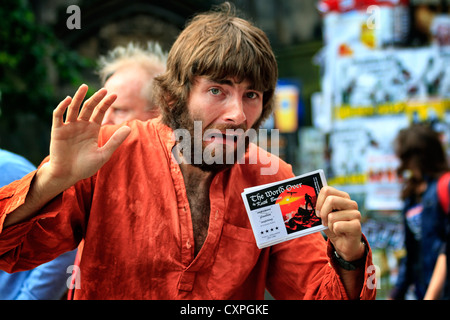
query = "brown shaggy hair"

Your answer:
(153, 2), (278, 130)
(394, 123), (449, 200)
